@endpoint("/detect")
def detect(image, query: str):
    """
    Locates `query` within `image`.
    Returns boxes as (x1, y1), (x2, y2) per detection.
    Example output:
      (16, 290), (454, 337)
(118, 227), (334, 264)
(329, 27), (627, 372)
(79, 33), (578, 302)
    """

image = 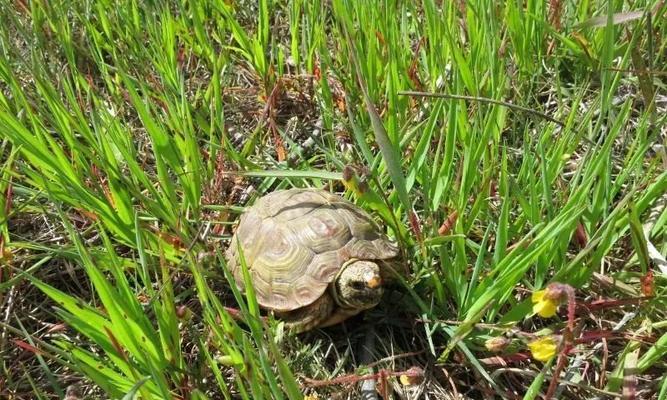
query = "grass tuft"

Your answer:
(1, 0), (666, 398)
